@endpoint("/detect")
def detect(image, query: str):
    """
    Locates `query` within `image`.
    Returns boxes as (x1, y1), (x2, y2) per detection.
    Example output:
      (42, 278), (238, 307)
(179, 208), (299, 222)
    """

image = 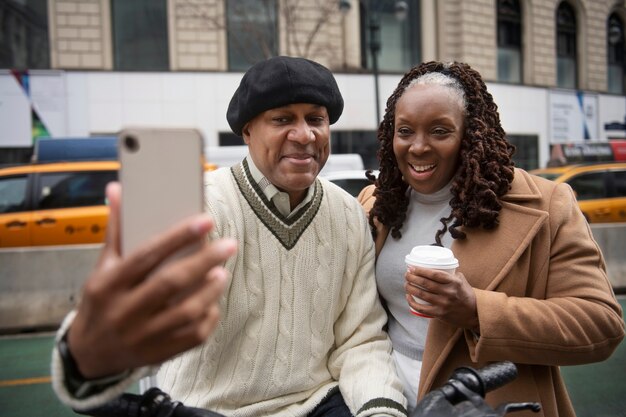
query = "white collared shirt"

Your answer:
(245, 155), (315, 218)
